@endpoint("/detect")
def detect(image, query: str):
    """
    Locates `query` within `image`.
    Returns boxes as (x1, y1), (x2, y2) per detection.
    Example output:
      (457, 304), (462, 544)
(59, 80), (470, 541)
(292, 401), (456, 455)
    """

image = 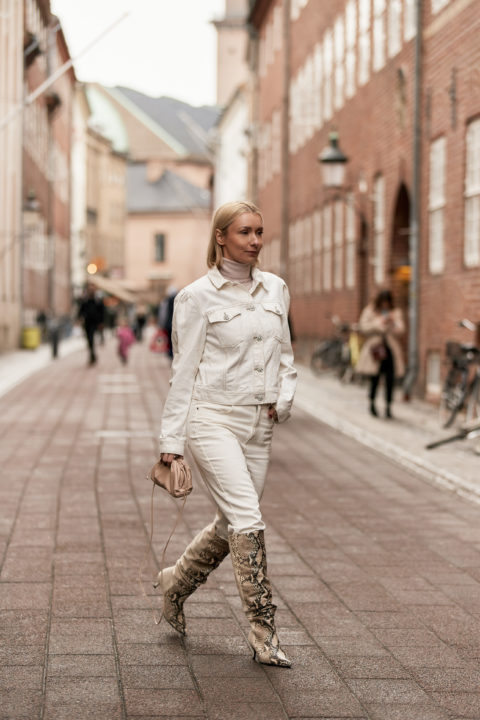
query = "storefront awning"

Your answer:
(88, 275), (137, 303)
